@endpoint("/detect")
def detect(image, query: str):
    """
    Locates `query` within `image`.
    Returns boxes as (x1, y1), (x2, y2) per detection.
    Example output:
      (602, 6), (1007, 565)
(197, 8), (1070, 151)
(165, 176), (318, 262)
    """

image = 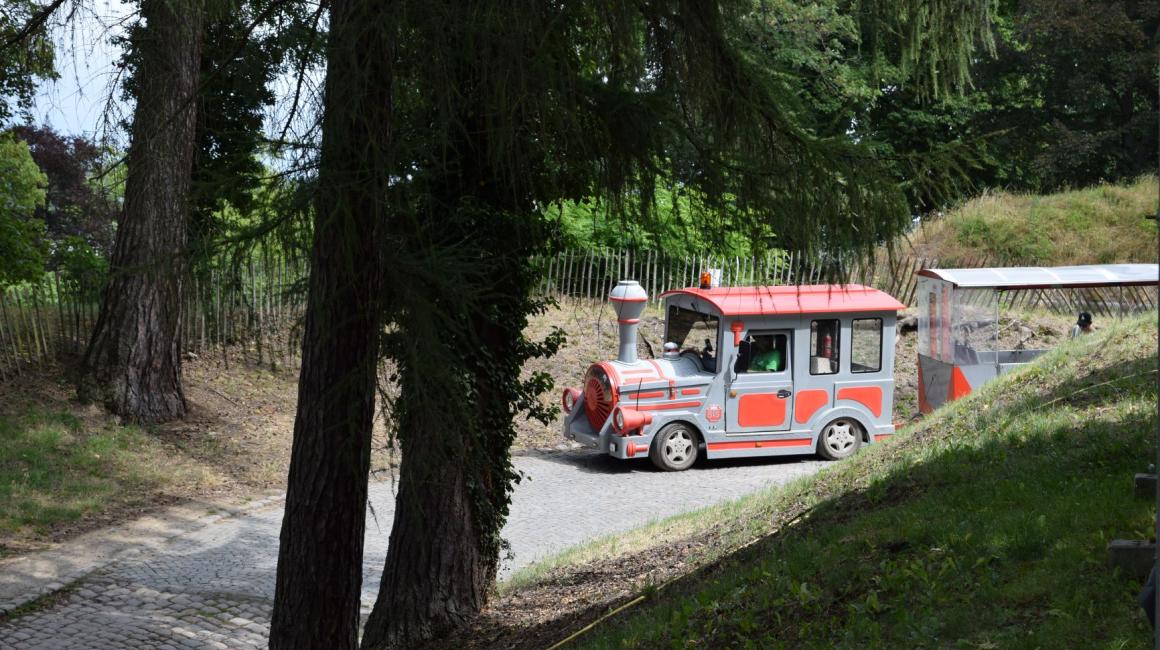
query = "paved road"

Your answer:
(0, 451), (826, 649)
